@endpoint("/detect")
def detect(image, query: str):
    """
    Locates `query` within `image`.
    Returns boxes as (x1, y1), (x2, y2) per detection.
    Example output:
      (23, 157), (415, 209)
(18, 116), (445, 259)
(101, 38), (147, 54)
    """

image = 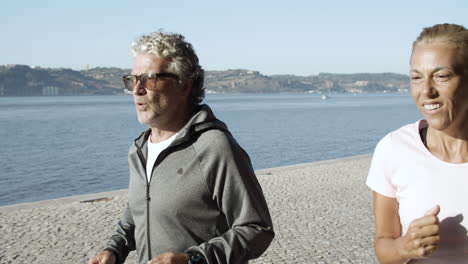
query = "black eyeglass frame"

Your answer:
(122, 72), (180, 91)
